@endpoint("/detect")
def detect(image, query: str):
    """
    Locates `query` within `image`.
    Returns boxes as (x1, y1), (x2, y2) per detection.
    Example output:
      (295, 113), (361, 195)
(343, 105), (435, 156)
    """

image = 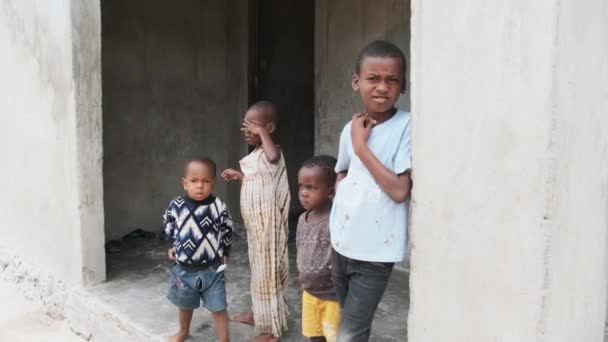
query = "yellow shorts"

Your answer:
(302, 290), (340, 341)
